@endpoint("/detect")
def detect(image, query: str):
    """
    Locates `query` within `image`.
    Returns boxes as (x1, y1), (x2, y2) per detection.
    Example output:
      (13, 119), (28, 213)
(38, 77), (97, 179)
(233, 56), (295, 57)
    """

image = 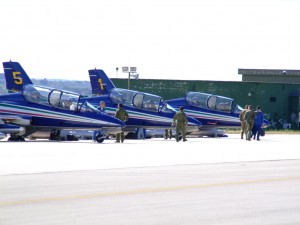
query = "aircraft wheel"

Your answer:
(95, 135), (105, 143)
(50, 130), (61, 141)
(8, 137), (14, 141)
(19, 137), (25, 141)
(8, 135), (25, 141)
(125, 132), (135, 139)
